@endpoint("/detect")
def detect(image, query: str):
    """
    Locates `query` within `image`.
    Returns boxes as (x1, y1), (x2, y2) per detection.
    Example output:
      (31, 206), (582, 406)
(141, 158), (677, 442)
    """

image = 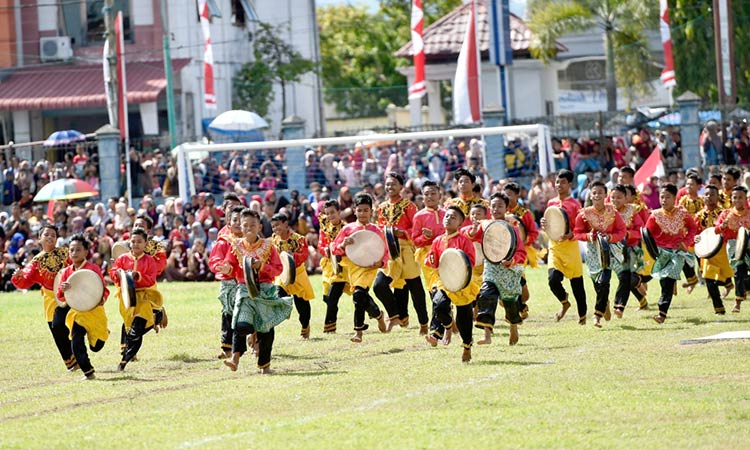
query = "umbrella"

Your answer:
(43, 129), (86, 147)
(33, 178), (98, 202)
(208, 110), (268, 143)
